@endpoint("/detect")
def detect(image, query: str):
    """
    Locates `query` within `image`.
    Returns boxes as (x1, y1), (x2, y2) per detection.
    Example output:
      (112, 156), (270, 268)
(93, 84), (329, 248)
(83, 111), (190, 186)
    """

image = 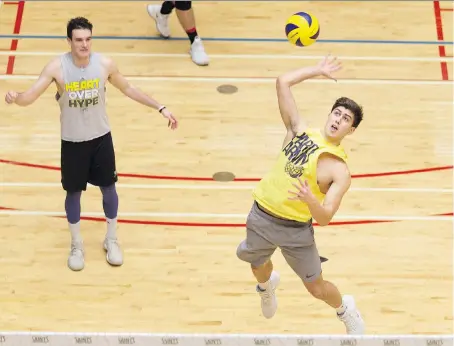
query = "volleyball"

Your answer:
(285, 12), (320, 47)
